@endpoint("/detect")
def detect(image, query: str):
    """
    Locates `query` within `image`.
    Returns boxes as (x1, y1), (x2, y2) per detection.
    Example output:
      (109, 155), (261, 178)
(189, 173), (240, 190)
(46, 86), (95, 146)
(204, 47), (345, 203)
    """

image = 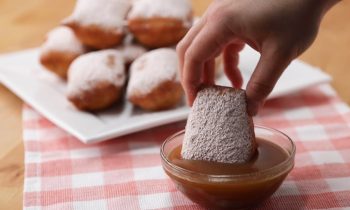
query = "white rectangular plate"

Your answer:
(0, 46), (331, 143)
